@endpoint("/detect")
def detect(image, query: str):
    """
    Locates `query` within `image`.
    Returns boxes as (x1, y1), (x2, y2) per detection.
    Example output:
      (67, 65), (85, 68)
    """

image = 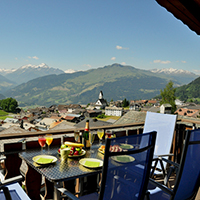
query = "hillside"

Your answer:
(175, 76), (200, 103)
(4, 64), (176, 107)
(0, 74), (16, 93)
